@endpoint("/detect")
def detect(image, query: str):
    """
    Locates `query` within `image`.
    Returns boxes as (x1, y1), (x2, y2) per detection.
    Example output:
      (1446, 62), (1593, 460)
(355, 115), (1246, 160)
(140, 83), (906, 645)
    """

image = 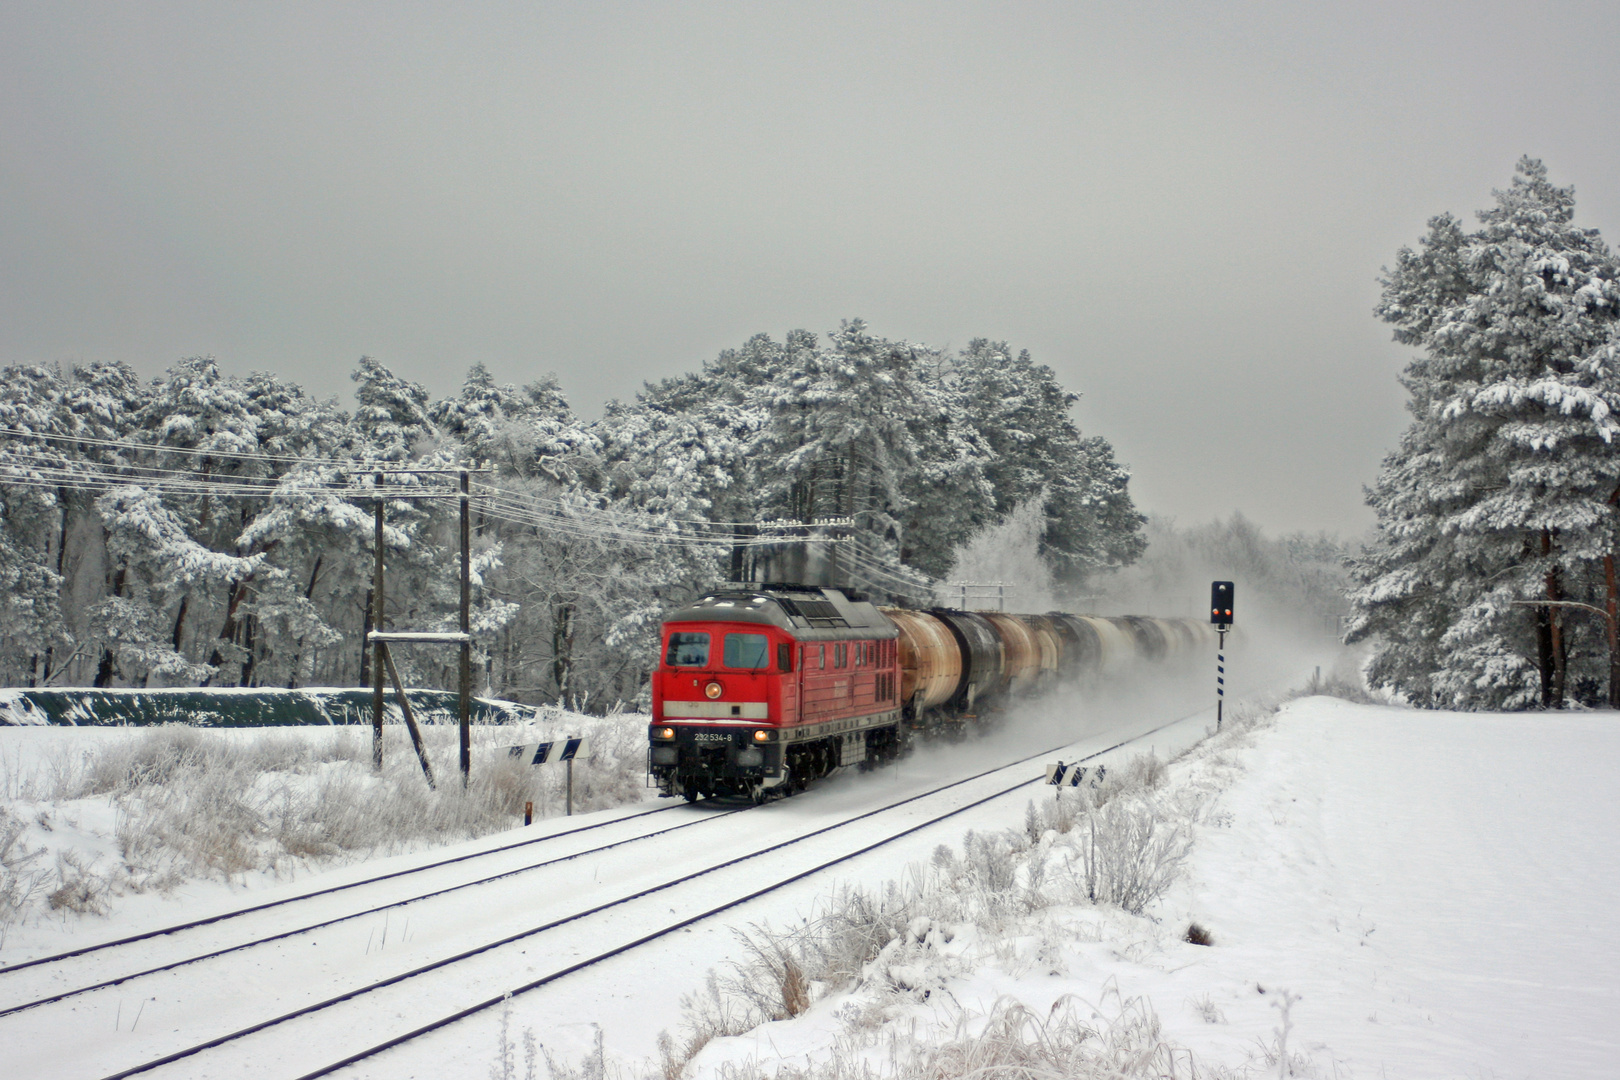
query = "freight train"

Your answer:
(647, 584), (1214, 803)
